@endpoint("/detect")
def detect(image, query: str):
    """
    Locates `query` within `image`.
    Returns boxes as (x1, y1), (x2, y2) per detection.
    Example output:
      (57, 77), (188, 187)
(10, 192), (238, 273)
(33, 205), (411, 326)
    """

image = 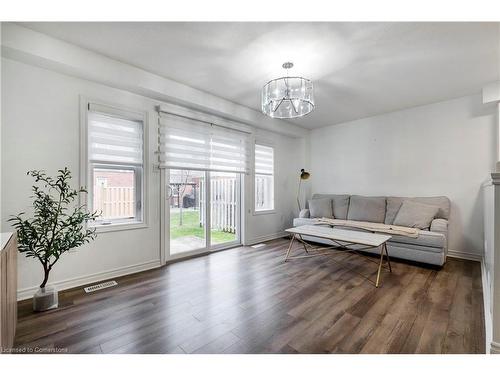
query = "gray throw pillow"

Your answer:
(393, 200), (439, 229)
(312, 194), (350, 219)
(347, 195), (386, 223)
(385, 197), (404, 224)
(308, 198), (333, 218)
(385, 196), (450, 223)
